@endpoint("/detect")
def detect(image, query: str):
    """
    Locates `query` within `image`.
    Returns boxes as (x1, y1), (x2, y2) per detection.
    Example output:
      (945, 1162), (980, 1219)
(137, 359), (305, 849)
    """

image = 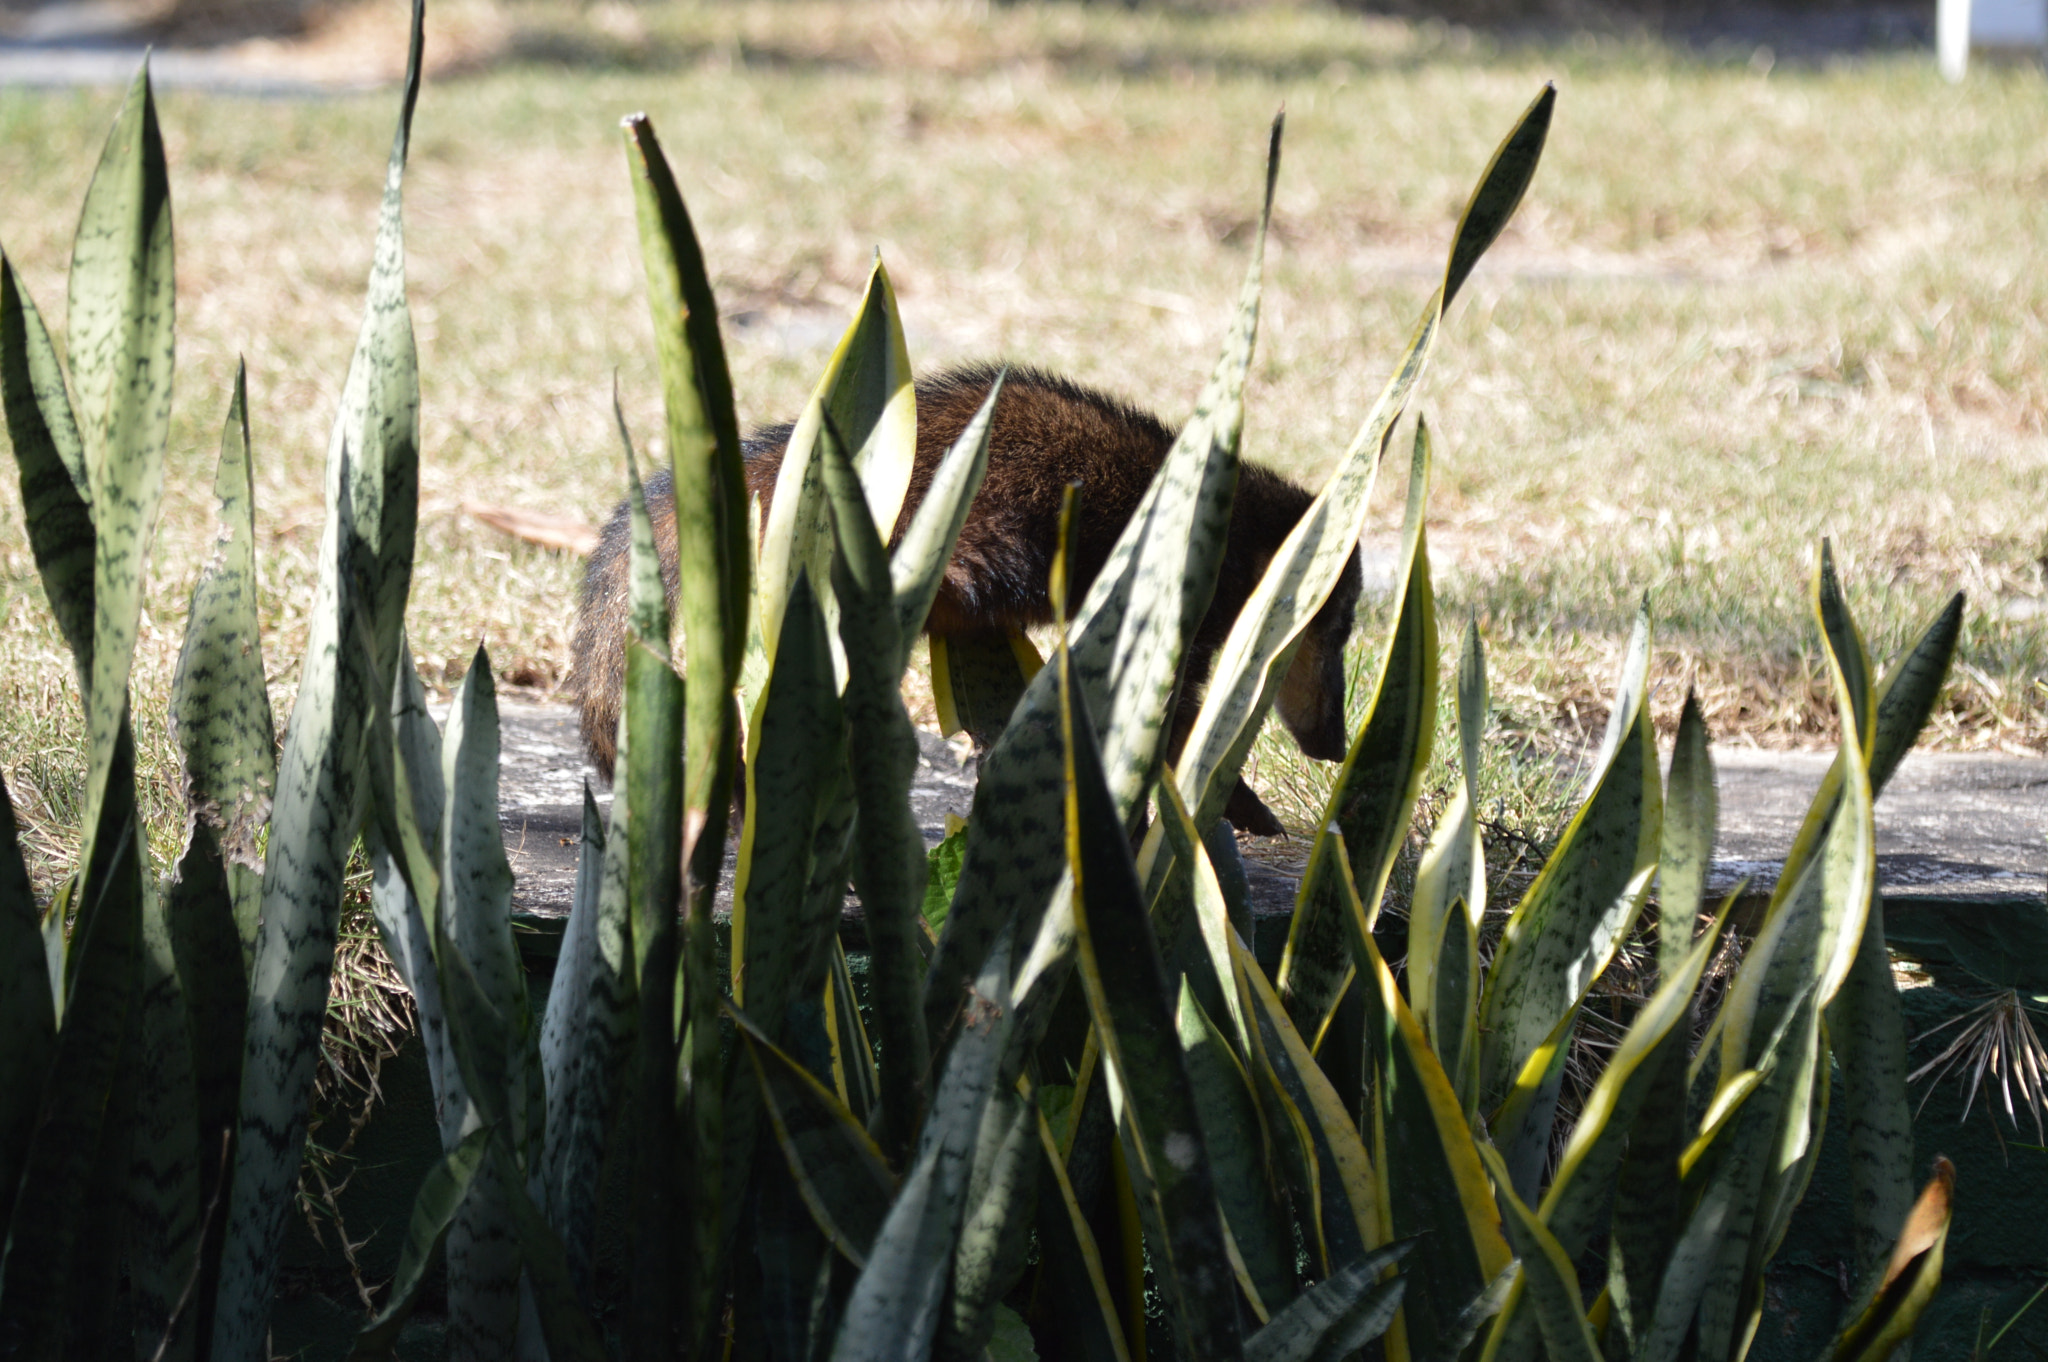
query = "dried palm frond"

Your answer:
(1909, 989), (2048, 1144)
